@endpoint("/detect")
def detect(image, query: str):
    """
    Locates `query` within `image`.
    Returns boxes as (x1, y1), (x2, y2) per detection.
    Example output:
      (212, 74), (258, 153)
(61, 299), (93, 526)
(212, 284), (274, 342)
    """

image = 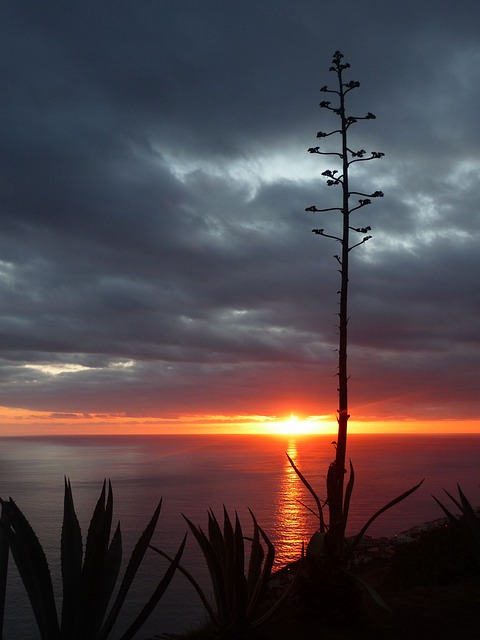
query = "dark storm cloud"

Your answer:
(1, 0), (480, 425)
